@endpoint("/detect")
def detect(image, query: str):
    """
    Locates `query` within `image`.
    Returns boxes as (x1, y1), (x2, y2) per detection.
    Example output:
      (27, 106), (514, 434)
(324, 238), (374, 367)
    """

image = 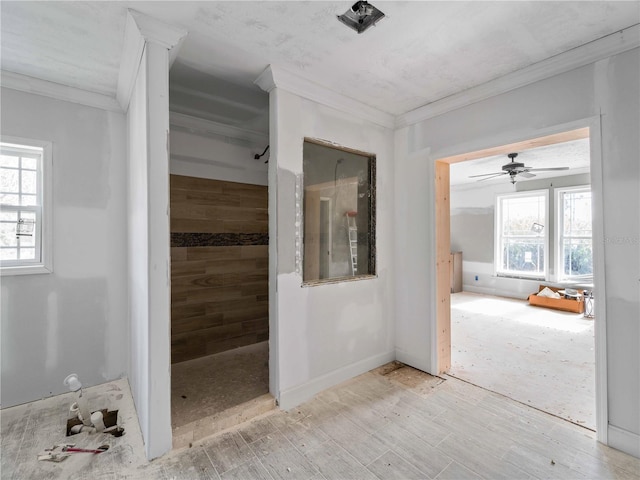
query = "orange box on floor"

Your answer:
(528, 285), (584, 314)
